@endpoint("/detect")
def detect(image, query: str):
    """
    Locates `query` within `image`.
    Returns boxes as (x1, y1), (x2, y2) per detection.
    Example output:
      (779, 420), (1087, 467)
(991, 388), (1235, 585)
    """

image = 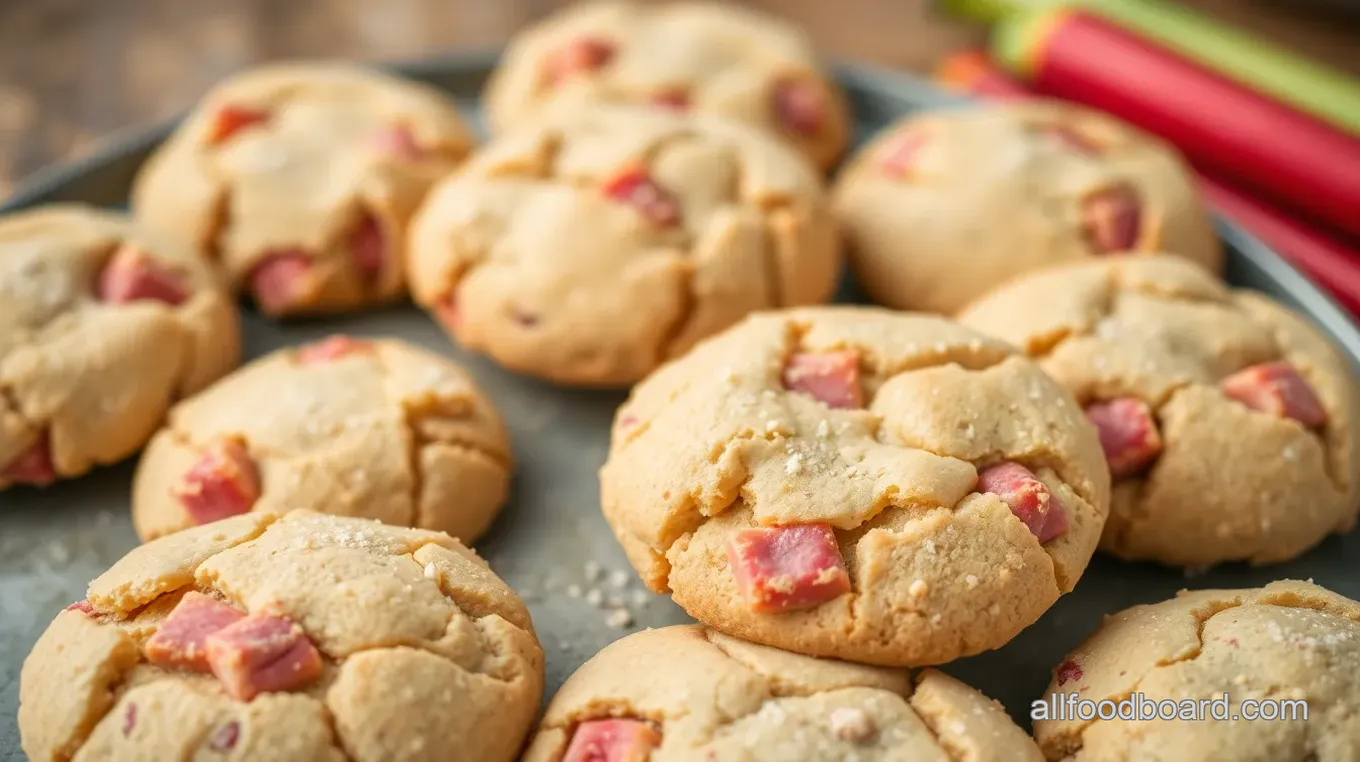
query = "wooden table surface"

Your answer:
(2, 0), (1358, 199)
